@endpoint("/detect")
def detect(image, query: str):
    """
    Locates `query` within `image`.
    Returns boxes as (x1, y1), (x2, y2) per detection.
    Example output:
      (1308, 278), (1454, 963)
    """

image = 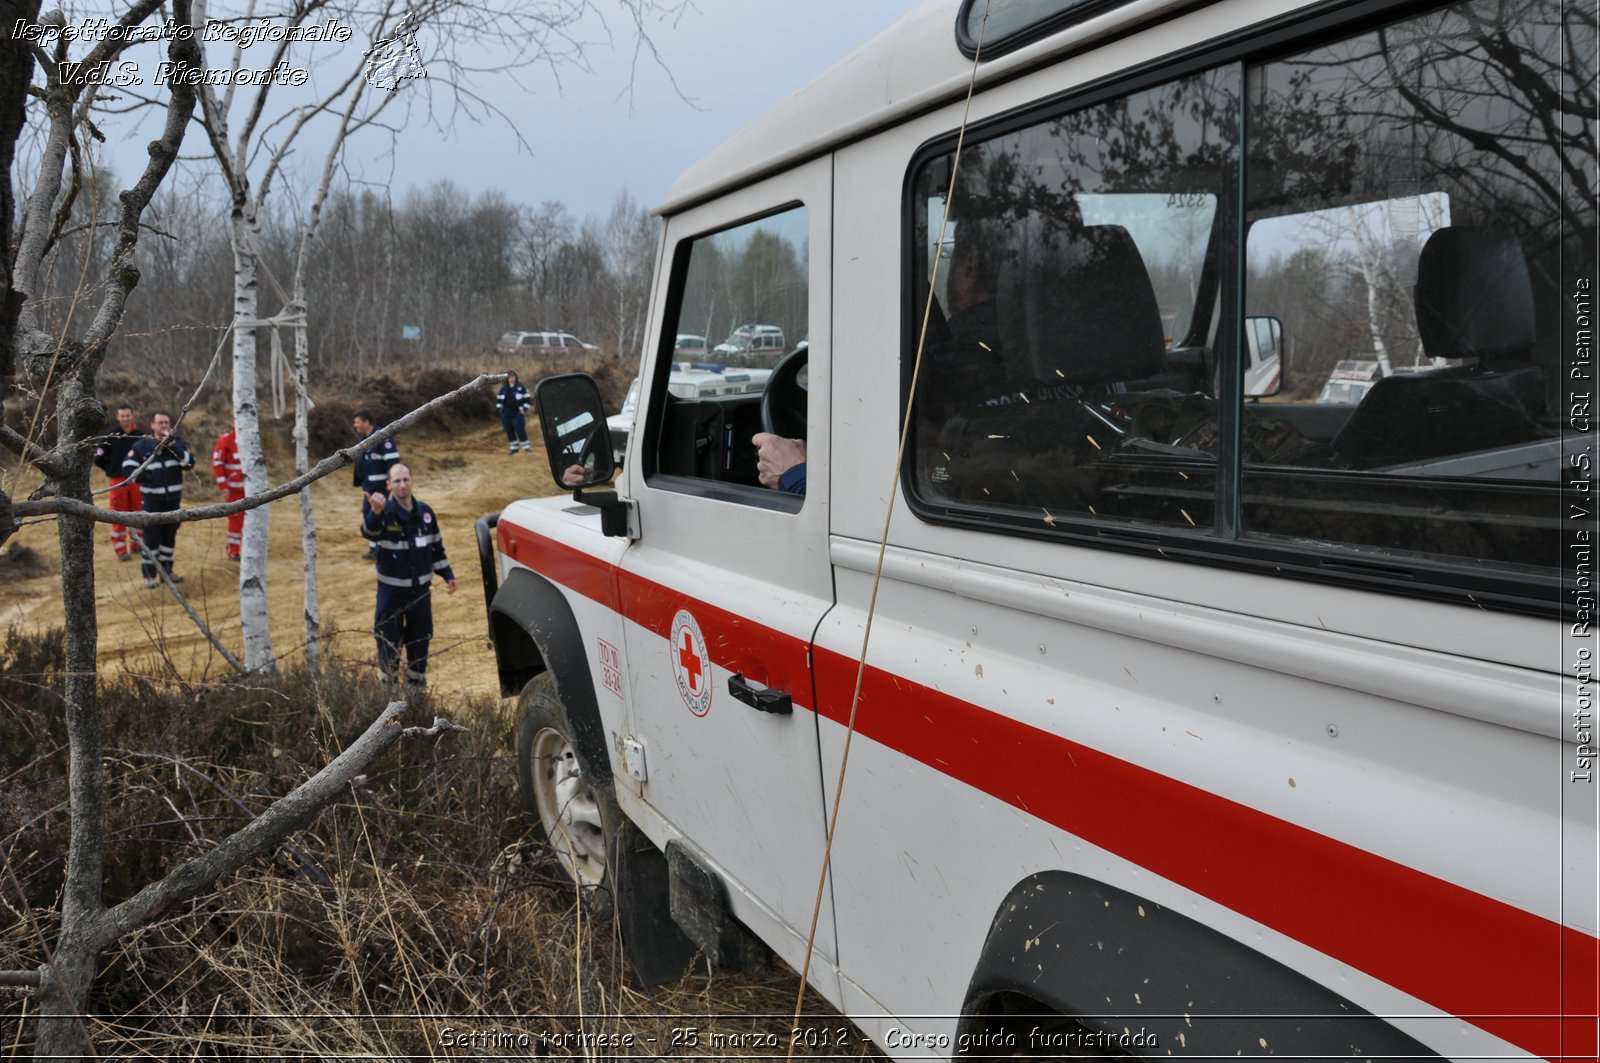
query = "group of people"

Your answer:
(92, 404), (457, 690)
(93, 405), (200, 588)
